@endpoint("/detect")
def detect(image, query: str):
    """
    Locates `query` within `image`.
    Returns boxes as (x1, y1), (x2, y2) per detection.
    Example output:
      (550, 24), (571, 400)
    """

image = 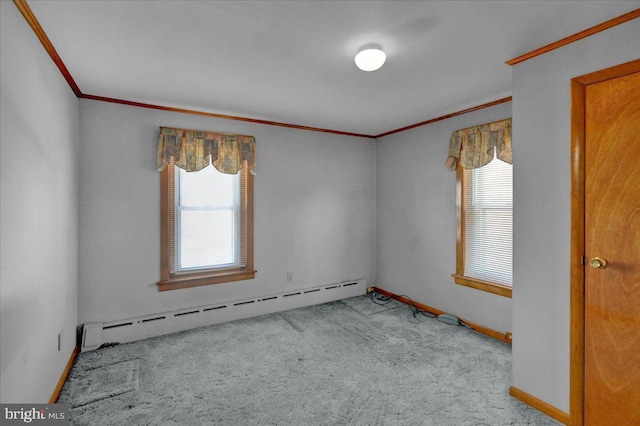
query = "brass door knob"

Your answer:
(589, 257), (607, 269)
